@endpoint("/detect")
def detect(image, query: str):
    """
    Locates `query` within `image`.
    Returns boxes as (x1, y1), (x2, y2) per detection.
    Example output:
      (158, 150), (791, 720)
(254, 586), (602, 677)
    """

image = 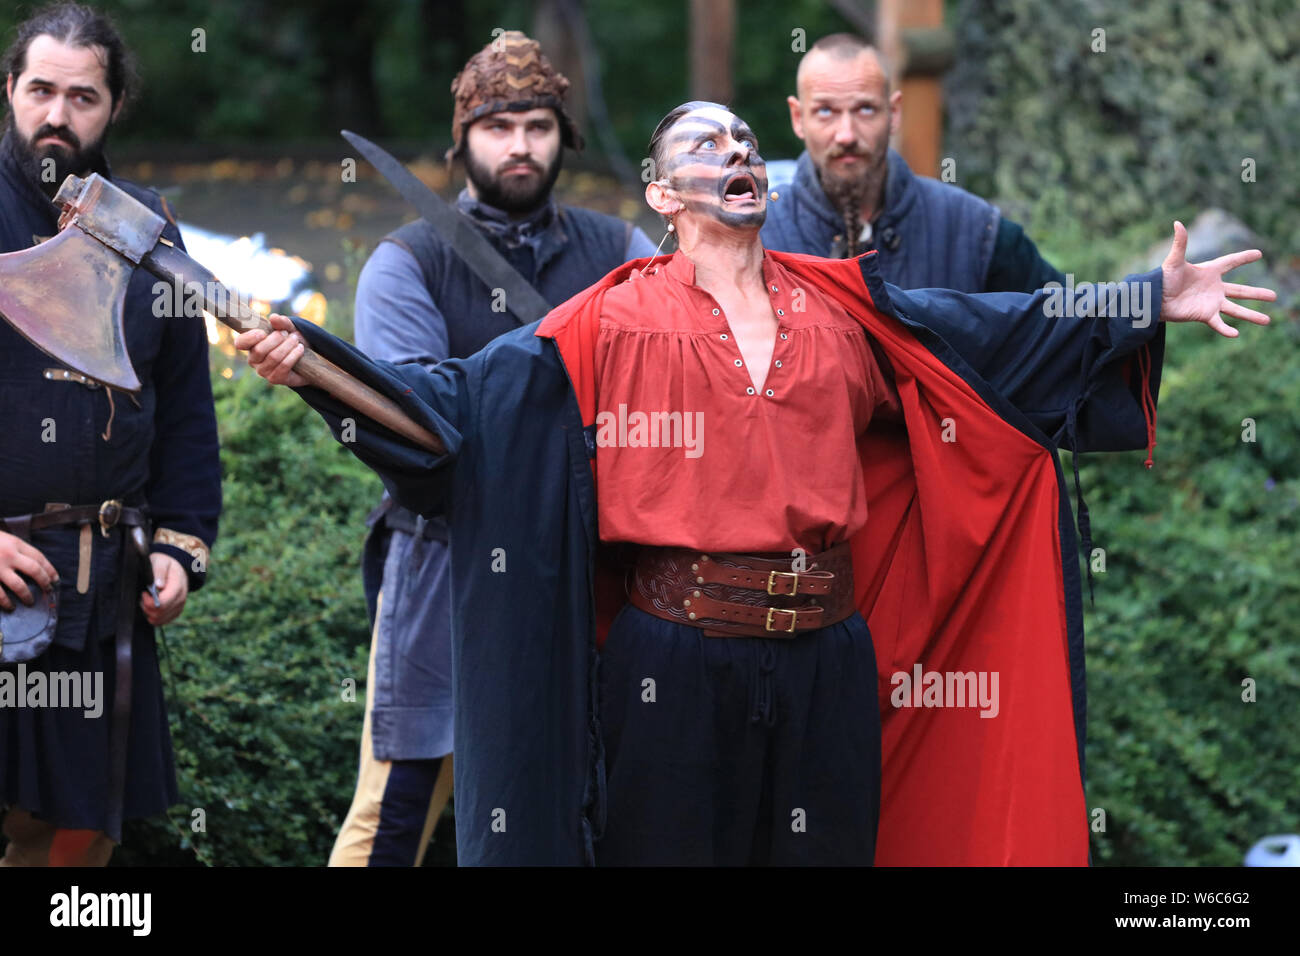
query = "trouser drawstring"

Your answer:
(750, 641), (778, 727)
